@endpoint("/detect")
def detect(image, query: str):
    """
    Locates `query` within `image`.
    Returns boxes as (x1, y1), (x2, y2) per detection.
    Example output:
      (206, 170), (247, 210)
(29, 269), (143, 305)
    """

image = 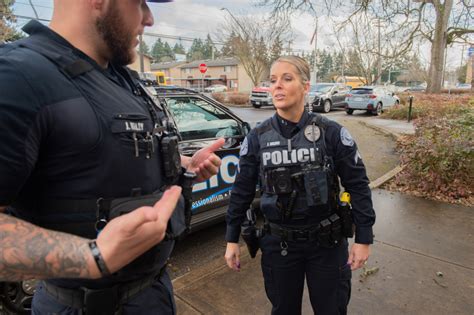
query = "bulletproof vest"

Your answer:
(256, 114), (337, 223)
(9, 22), (184, 287)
